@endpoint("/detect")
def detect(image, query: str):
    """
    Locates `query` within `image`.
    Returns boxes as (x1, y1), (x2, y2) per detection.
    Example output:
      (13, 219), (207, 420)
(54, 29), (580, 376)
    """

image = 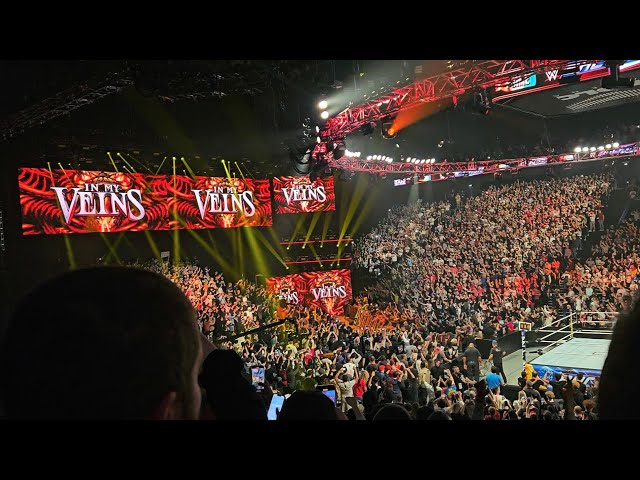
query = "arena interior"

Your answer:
(1, 59), (640, 420)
